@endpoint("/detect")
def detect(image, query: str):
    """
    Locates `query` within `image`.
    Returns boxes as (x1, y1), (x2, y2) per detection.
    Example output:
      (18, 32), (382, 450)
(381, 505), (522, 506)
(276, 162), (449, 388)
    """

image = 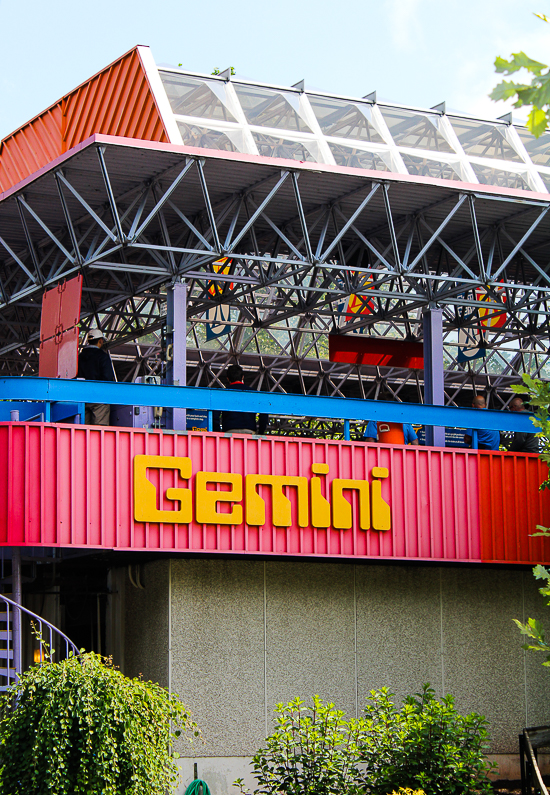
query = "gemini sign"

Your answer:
(133, 455), (391, 531)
